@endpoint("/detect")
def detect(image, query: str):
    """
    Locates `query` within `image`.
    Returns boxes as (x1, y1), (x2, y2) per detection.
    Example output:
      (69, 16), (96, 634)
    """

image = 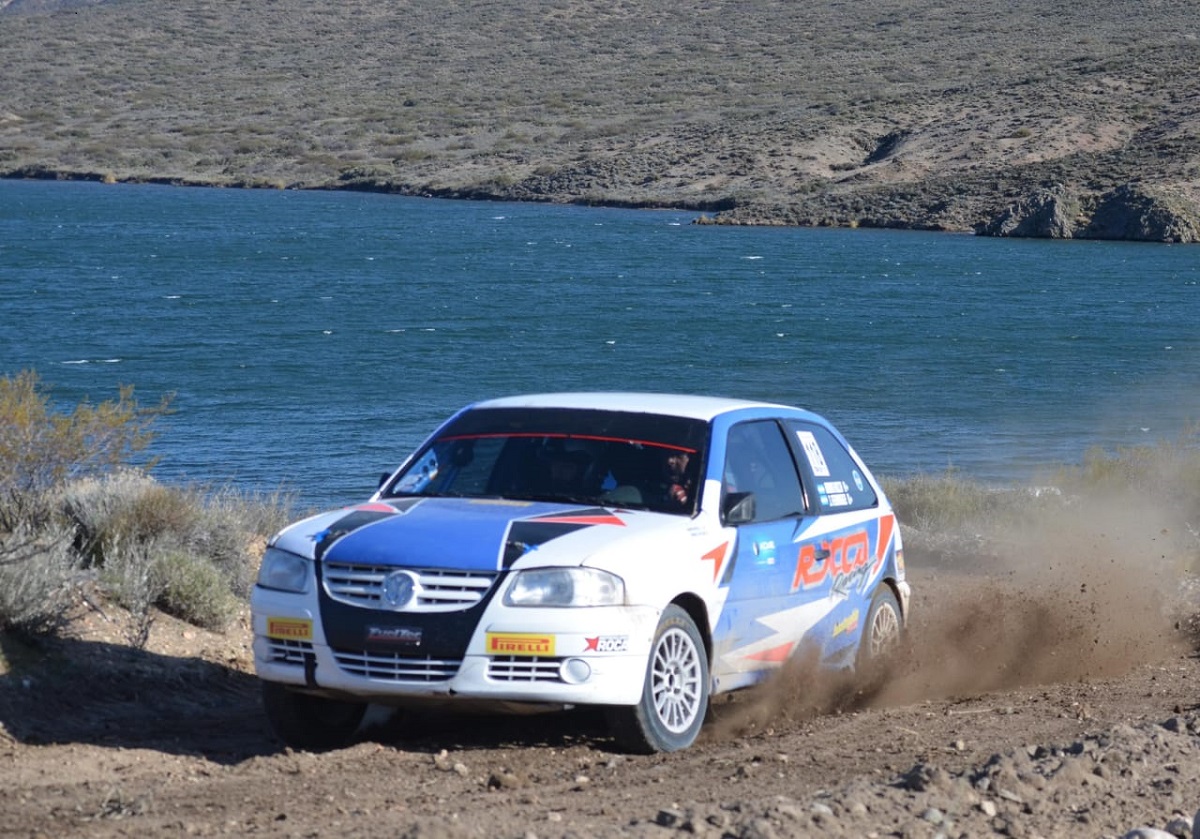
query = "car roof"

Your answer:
(470, 392), (809, 422)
